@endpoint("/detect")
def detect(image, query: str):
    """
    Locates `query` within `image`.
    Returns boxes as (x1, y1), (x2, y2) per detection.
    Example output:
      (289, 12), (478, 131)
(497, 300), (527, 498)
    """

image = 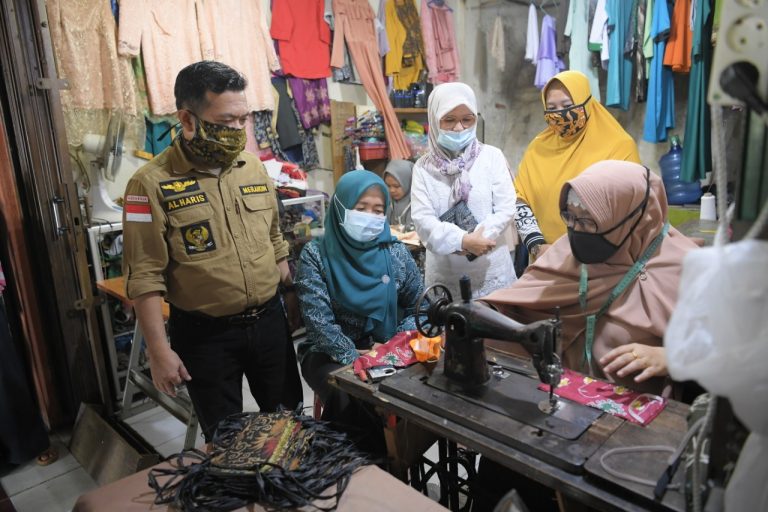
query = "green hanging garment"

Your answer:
(681, 0), (713, 182)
